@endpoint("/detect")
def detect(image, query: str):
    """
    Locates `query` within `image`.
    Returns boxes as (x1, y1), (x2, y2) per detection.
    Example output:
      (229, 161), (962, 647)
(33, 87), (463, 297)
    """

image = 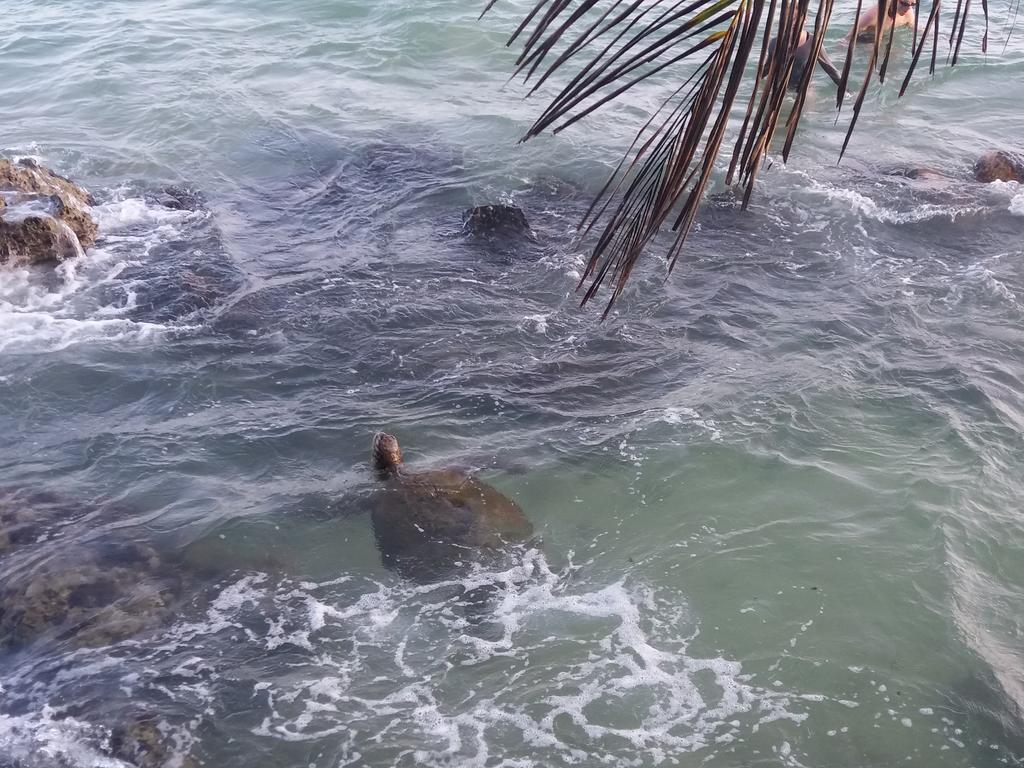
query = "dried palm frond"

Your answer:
(482, 0), (992, 315)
